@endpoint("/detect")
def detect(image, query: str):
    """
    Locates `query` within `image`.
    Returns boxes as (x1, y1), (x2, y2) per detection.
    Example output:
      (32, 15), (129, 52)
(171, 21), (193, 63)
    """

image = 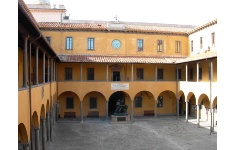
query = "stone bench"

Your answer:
(87, 111), (99, 118)
(64, 112), (76, 118)
(144, 110), (154, 116)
